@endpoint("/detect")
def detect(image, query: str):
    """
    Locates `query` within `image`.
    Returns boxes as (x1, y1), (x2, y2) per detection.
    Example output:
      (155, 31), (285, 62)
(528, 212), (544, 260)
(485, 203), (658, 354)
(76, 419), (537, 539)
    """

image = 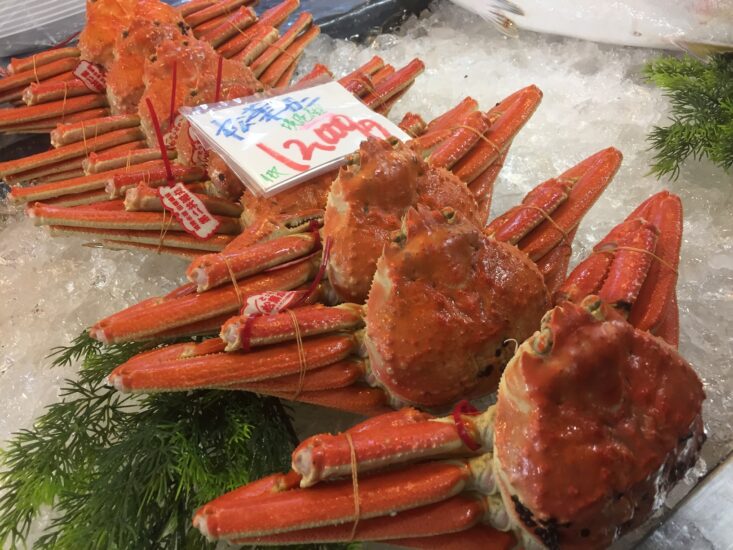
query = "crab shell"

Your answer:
(78, 0), (139, 67)
(139, 39), (262, 146)
(494, 298), (705, 549)
(364, 205), (550, 407)
(105, 0), (188, 115)
(324, 137), (482, 304)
